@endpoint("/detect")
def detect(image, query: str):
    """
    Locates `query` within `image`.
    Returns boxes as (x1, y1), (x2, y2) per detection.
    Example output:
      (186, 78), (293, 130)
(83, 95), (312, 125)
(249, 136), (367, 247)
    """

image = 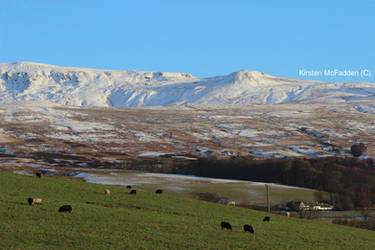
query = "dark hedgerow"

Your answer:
(189, 156), (375, 210)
